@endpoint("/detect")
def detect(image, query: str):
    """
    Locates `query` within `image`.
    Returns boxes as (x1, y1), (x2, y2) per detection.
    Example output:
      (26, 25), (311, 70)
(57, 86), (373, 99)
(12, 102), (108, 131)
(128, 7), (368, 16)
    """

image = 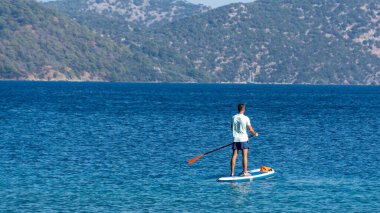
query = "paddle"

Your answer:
(187, 134), (258, 164)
